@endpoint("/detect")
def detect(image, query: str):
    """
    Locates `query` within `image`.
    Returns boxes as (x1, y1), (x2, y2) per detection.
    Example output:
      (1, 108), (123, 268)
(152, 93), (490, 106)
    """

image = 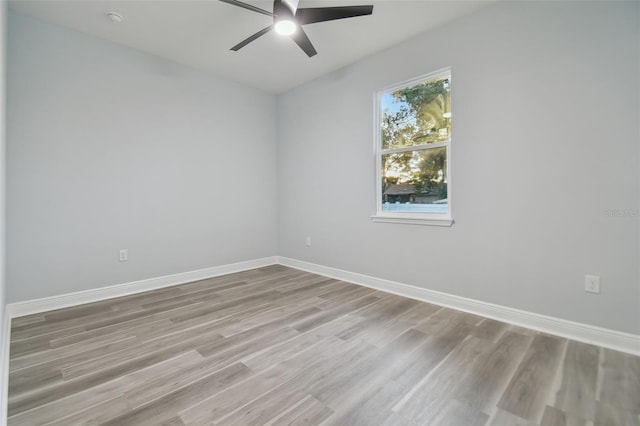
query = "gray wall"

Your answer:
(7, 12), (278, 302)
(277, 1), (640, 334)
(1, 0), (7, 417)
(6, 2), (639, 335)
